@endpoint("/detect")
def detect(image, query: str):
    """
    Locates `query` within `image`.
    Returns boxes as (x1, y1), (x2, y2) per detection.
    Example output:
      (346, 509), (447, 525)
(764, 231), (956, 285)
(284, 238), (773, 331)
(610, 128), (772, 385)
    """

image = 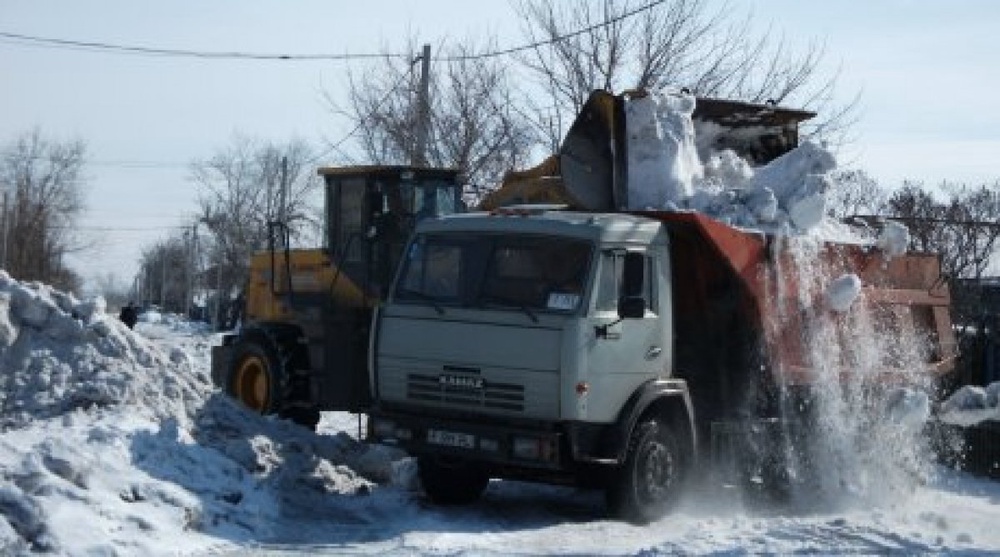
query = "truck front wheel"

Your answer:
(607, 419), (687, 524)
(417, 455), (489, 505)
